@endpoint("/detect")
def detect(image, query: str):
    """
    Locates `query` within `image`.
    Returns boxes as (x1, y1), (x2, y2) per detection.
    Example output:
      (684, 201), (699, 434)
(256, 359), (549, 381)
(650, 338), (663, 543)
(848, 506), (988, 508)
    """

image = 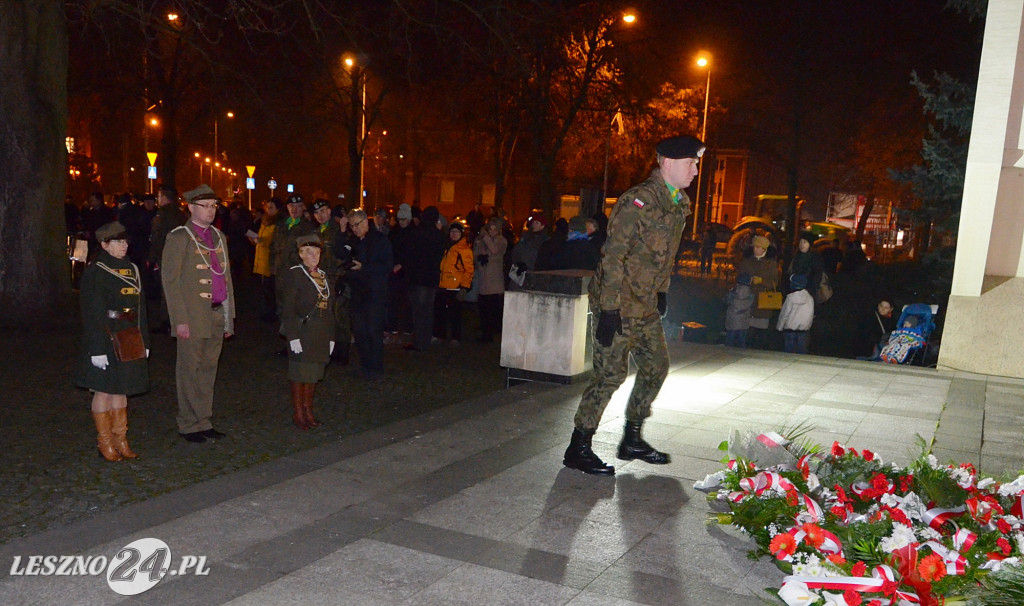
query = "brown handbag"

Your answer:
(109, 326), (146, 362)
(757, 290), (783, 310)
